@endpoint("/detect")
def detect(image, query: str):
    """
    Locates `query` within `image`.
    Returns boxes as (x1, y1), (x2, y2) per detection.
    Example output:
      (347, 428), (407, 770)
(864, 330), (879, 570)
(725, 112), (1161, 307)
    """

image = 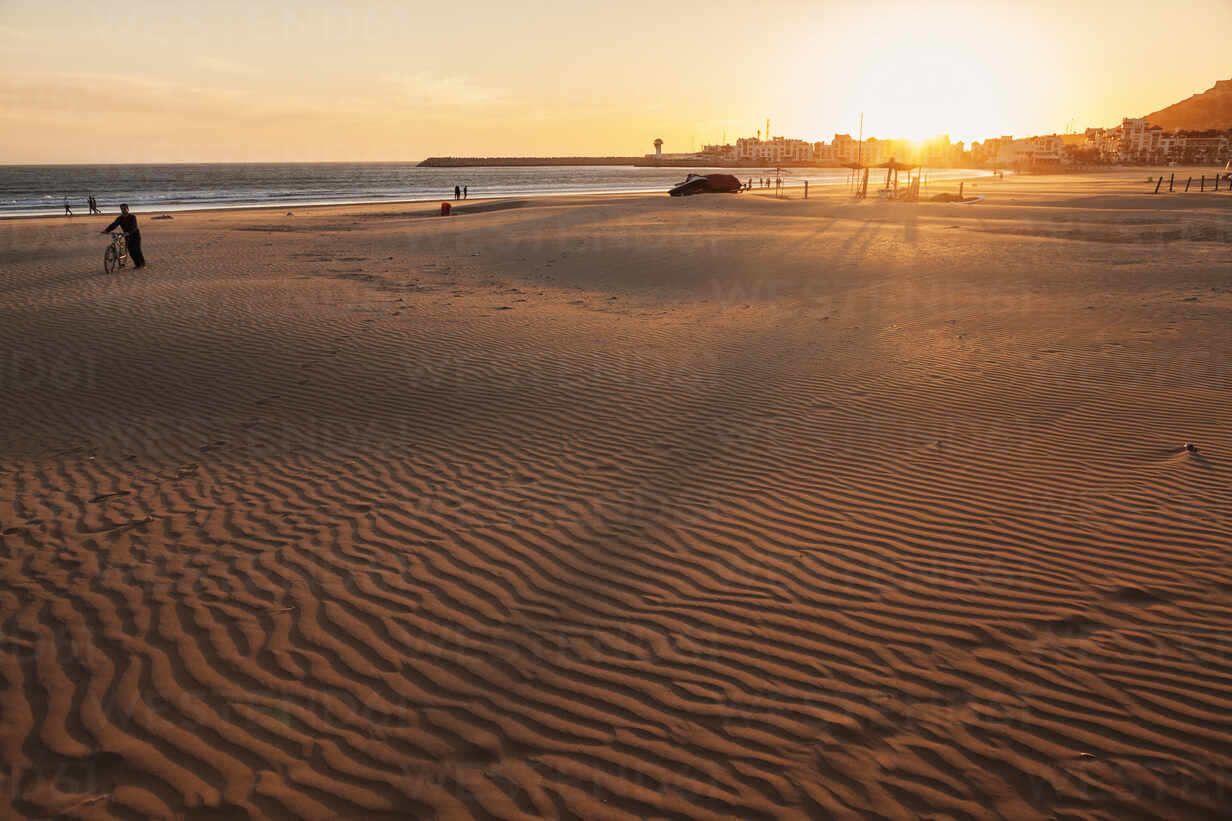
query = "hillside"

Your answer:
(1143, 78), (1232, 131)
